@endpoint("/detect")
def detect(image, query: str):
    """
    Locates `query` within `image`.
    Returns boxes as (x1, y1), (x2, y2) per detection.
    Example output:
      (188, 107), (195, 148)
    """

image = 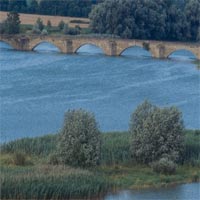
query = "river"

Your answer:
(0, 42), (199, 141)
(104, 183), (200, 200)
